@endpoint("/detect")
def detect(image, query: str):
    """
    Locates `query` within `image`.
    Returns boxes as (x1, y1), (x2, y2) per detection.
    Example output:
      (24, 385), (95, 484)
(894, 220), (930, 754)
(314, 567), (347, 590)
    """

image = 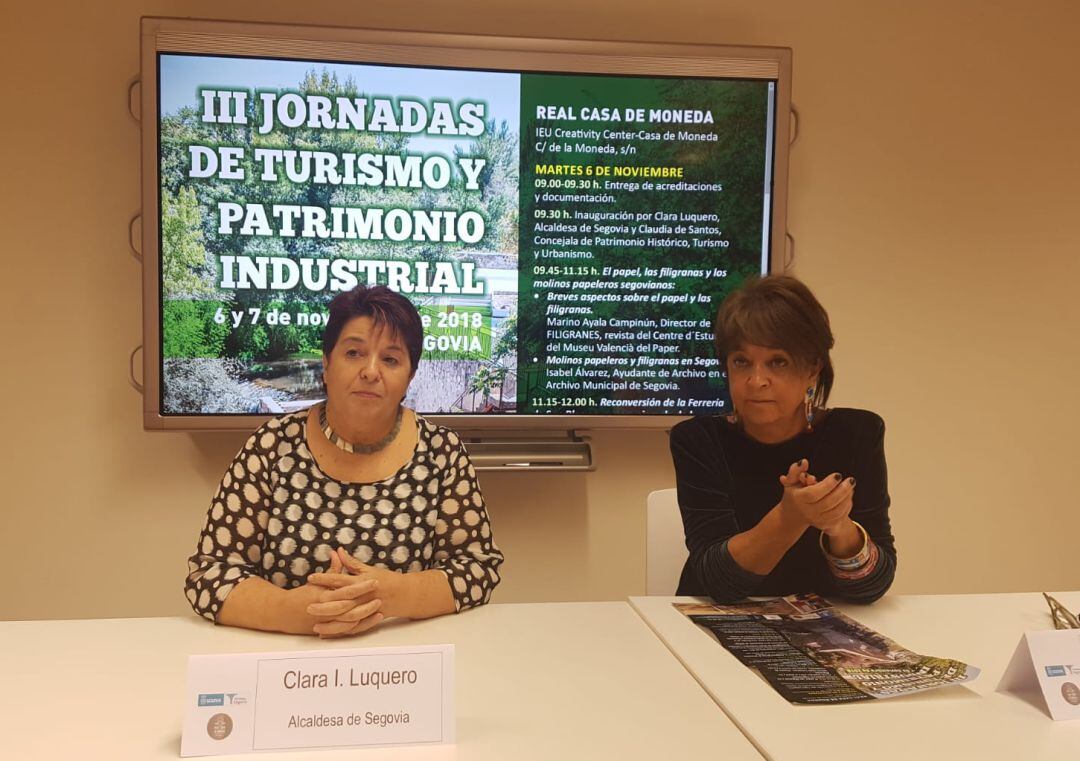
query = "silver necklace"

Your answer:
(319, 403), (403, 454)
